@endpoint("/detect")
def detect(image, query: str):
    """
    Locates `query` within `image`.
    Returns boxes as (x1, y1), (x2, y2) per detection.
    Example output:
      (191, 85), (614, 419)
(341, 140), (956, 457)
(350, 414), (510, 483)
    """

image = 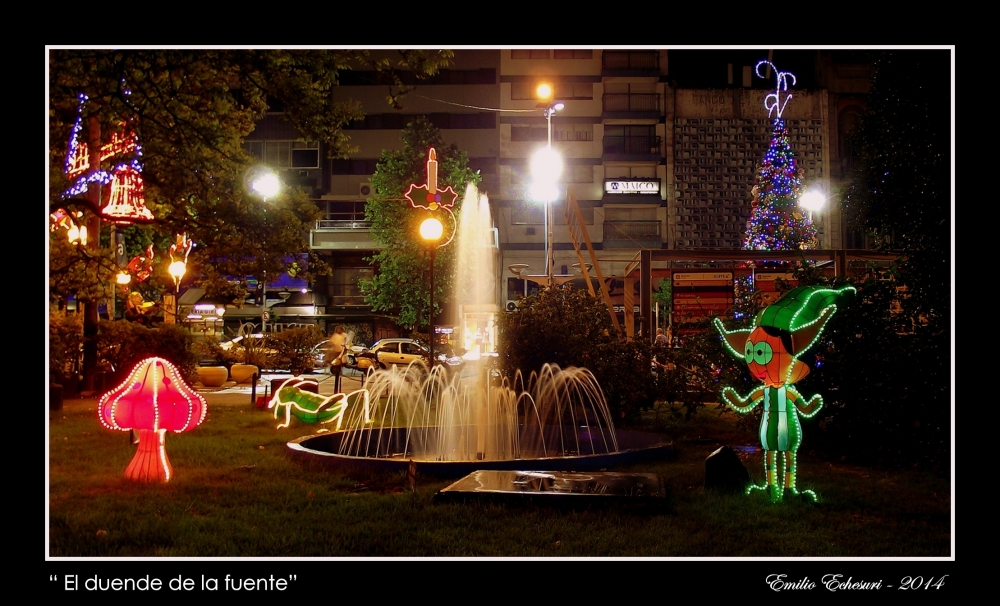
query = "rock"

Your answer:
(705, 445), (751, 493)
